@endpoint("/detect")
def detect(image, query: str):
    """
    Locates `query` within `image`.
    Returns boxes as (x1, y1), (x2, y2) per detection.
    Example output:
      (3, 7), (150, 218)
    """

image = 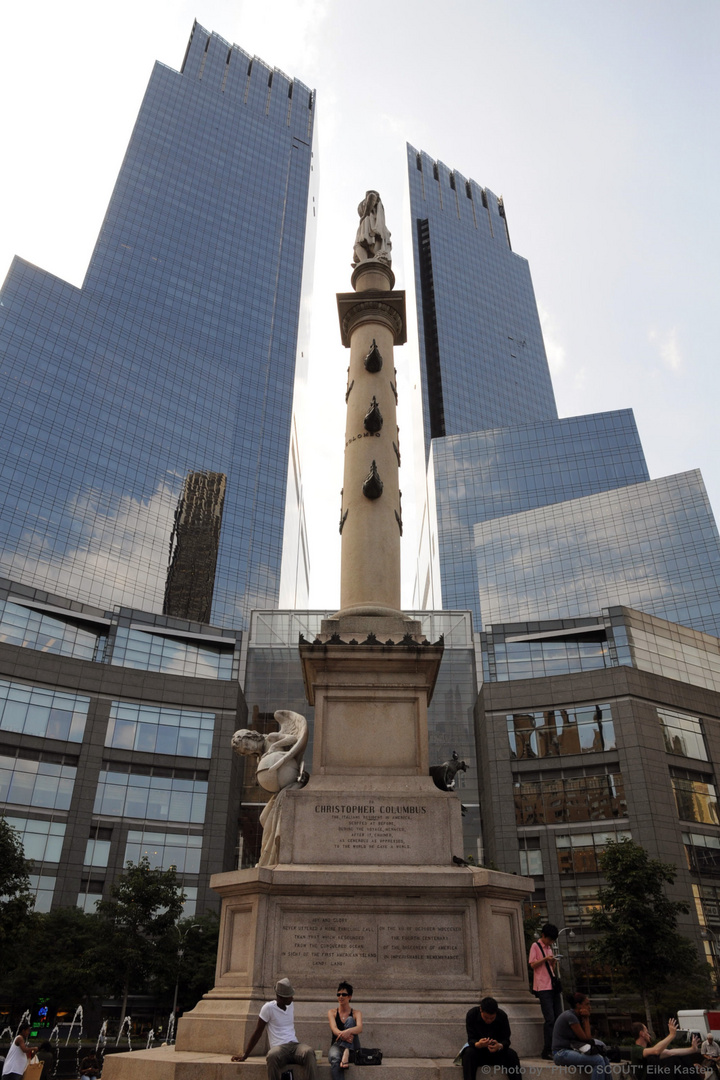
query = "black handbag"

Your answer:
(355, 1048), (383, 1065)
